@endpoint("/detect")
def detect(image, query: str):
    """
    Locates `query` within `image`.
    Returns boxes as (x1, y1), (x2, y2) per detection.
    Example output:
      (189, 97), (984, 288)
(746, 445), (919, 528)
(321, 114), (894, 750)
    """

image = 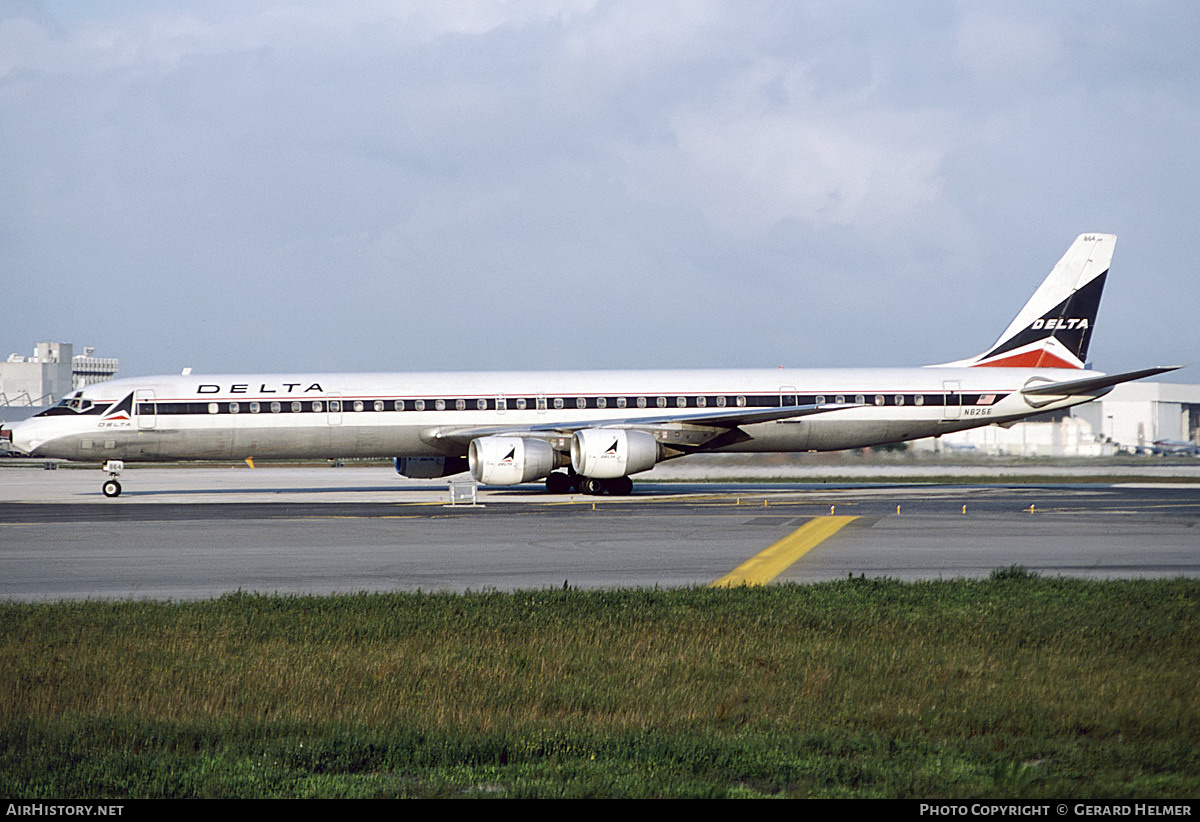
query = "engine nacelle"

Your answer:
(571, 429), (660, 479)
(395, 456), (469, 479)
(468, 436), (556, 485)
